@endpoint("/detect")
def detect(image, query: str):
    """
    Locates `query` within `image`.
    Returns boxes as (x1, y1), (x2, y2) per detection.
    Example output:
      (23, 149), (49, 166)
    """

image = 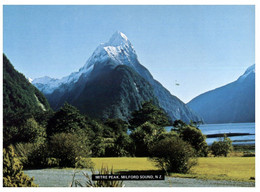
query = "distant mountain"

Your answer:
(33, 31), (202, 123)
(187, 64), (255, 124)
(3, 54), (51, 120)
